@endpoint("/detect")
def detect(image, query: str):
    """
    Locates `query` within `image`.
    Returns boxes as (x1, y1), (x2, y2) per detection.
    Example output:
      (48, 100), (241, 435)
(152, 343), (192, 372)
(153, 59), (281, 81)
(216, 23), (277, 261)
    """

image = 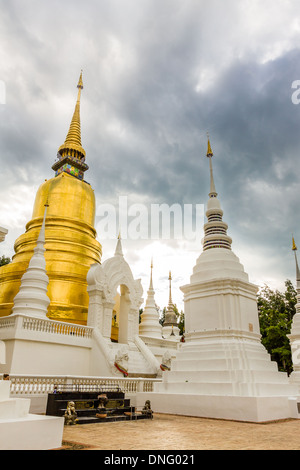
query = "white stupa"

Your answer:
(0, 213), (64, 450)
(139, 259), (162, 338)
(11, 204), (50, 319)
(137, 137), (298, 422)
(288, 237), (300, 392)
